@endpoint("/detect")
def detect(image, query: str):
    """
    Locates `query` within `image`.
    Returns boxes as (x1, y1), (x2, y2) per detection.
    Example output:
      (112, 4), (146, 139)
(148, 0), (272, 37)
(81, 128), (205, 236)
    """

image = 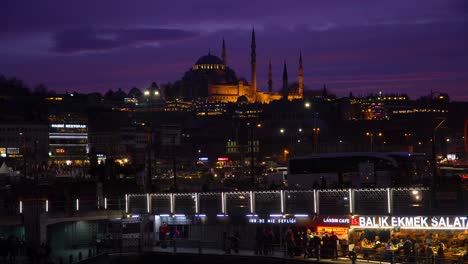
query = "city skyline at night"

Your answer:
(2, 0), (467, 100)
